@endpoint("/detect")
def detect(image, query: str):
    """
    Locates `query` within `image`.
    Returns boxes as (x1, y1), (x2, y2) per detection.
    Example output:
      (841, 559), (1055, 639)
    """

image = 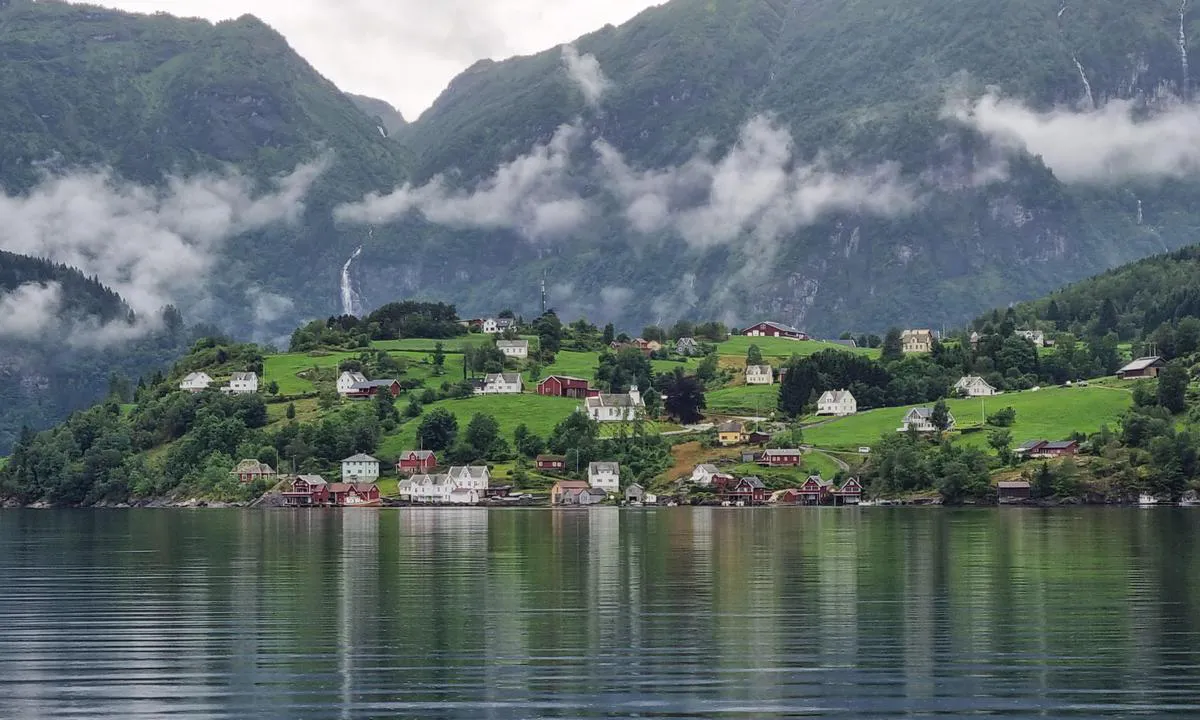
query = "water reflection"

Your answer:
(1, 508), (1200, 717)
